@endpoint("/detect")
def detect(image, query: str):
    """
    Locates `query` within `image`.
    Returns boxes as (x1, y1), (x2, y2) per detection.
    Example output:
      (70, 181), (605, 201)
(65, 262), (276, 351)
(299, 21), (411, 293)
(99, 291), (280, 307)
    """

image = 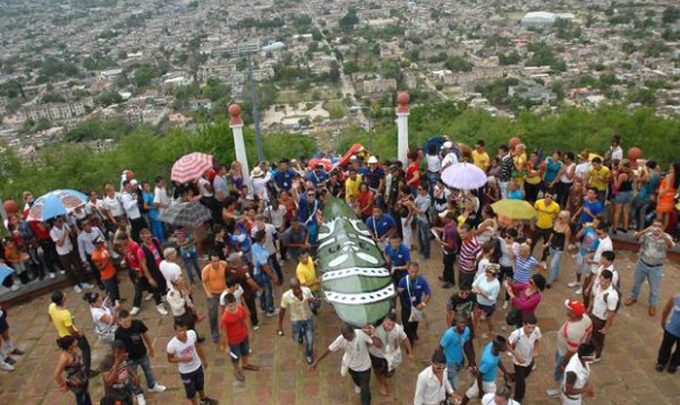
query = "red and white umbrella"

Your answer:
(171, 152), (214, 184)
